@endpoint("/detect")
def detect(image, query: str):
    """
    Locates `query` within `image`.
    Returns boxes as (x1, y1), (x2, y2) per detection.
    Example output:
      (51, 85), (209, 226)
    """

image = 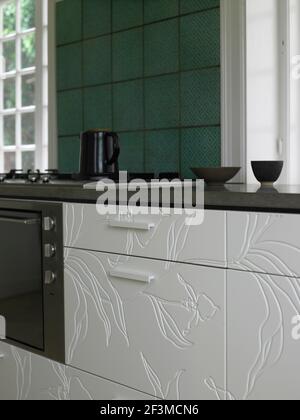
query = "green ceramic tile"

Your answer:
(144, 0), (179, 23)
(181, 68), (220, 126)
(57, 90), (83, 136)
(57, 43), (82, 90)
(112, 0), (143, 31)
(58, 137), (81, 173)
(145, 130), (179, 173)
(119, 132), (144, 172)
(56, 0), (82, 45)
(145, 74), (179, 129)
(83, 0), (111, 39)
(144, 19), (179, 77)
(181, 9), (220, 71)
(84, 85), (112, 131)
(181, 127), (221, 179)
(83, 36), (112, 86)
(113, 80), (144, 131)
(113, 28), (143, 81)
(181, 0), (220, 14)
